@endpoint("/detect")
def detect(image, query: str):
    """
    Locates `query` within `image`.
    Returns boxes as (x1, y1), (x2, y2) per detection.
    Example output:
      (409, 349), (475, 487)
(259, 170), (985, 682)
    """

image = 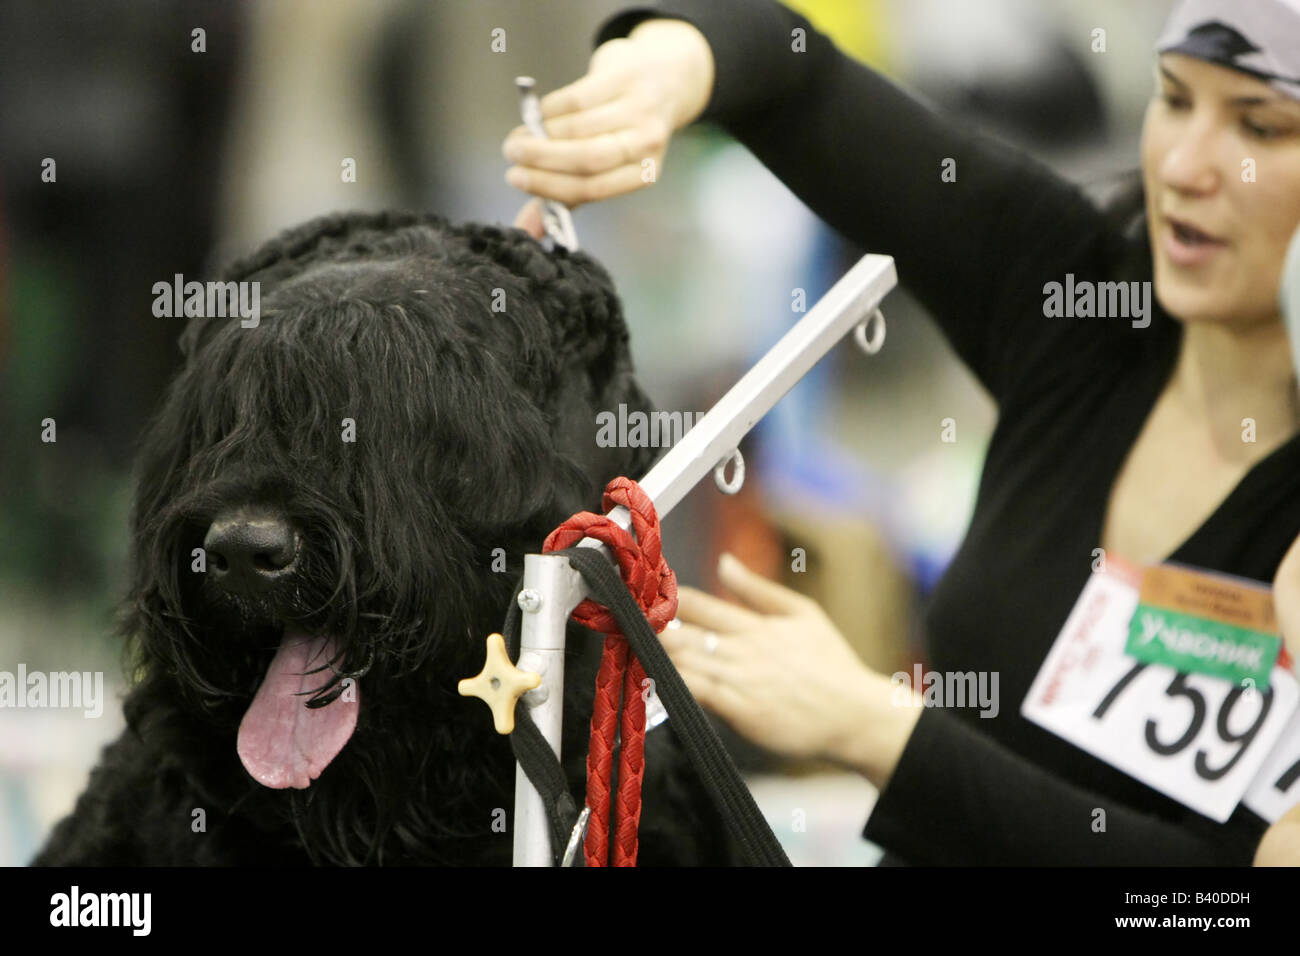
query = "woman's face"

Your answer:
(1141, 53), (1300, 327)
